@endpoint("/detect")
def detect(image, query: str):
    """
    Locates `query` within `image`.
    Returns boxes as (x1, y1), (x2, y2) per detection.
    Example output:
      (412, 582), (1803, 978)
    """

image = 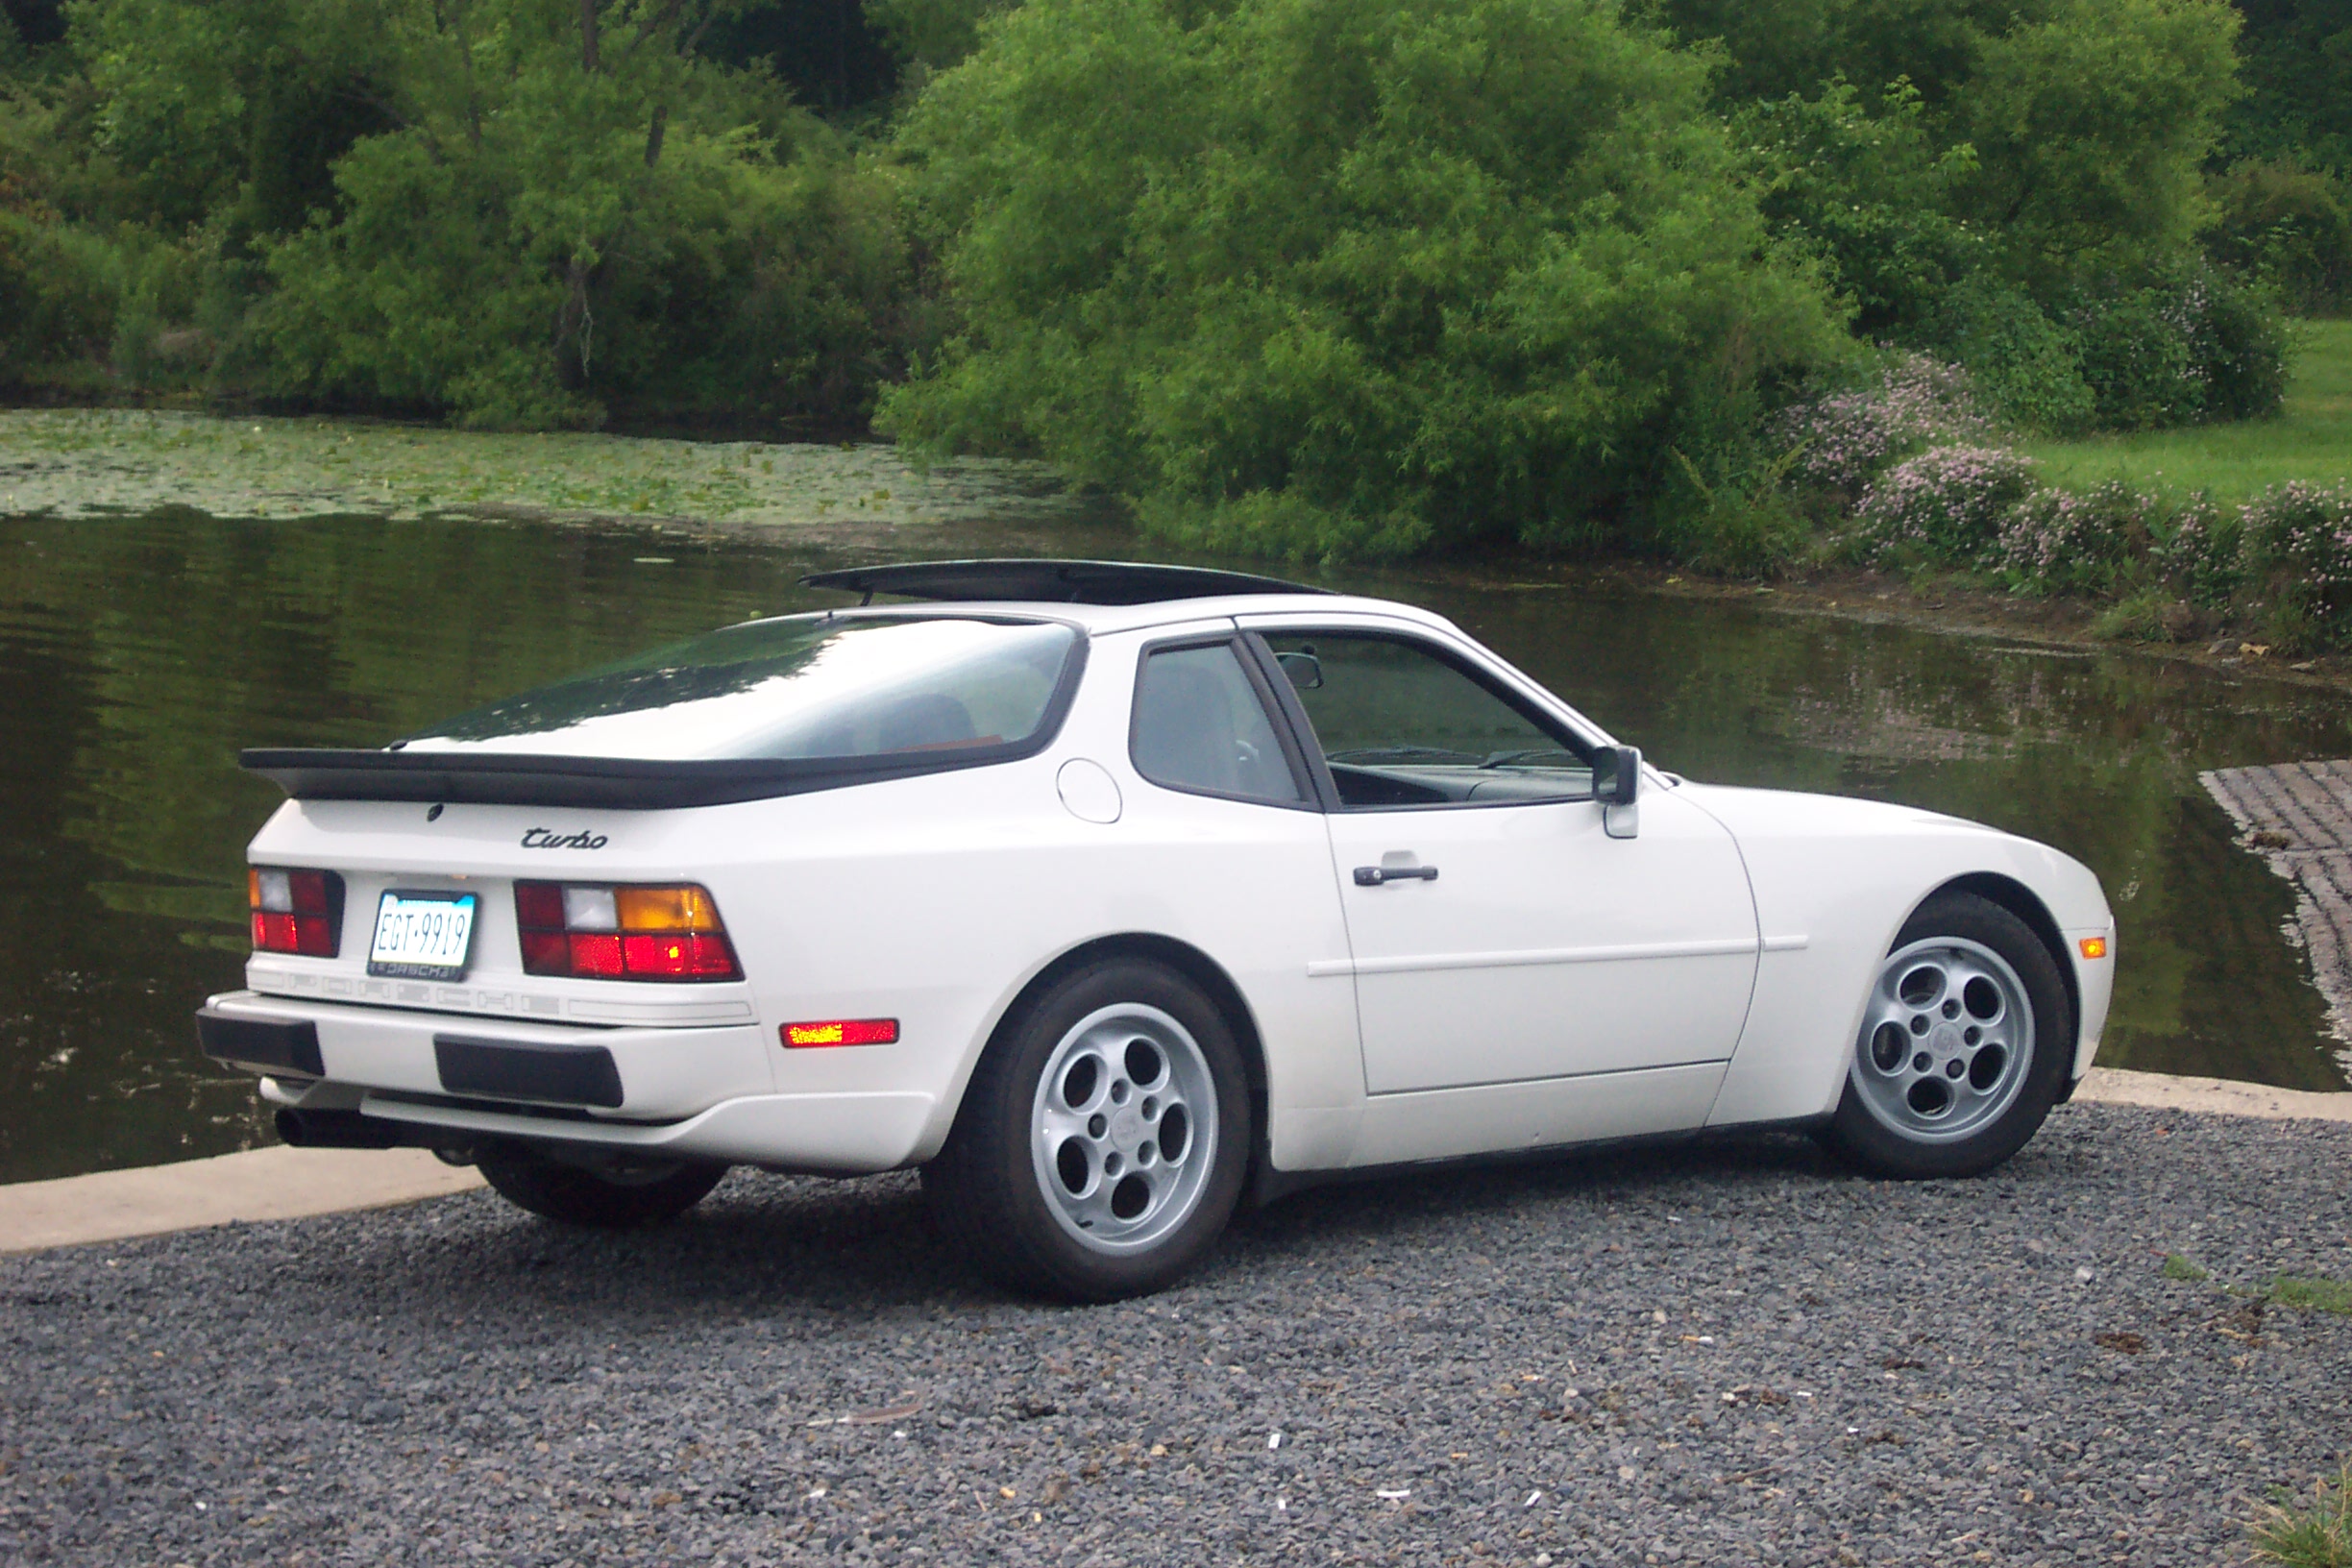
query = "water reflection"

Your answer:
(1, 508), (2345, 1182)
